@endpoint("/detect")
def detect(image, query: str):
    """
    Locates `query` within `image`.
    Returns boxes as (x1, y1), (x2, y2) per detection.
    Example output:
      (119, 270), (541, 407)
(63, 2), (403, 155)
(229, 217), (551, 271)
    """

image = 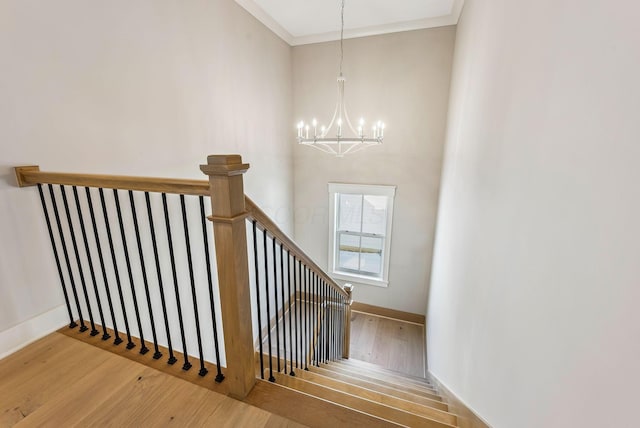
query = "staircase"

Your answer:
(251, 355), (458, 427)
(15, 157), (461, 427)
